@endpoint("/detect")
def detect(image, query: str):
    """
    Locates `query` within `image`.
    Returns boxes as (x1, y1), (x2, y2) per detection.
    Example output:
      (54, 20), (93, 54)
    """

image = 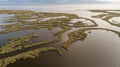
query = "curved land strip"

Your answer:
(0, 10), (97, 55)
(89, 10), (120, 27)
(0, 10), (111, 67)
(0, 46), (62, 67)
(0, 10), (97, 34)
(0, 27), (71, 67)
(0, 26), (71, 55)
(62, 28), (120, 50)
(0, 10), (97, 67)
